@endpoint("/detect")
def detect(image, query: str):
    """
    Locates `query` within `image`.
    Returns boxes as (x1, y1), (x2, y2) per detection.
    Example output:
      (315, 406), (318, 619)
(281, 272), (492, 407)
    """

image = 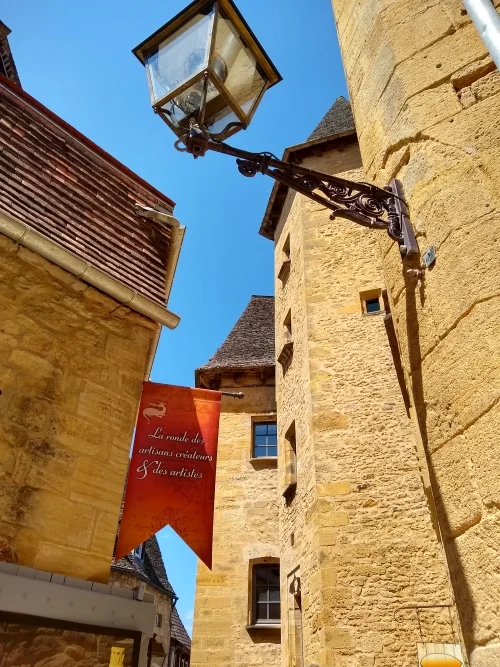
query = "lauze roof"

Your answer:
(0, 74), (176, 309)
(196, 295), (275, 386)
